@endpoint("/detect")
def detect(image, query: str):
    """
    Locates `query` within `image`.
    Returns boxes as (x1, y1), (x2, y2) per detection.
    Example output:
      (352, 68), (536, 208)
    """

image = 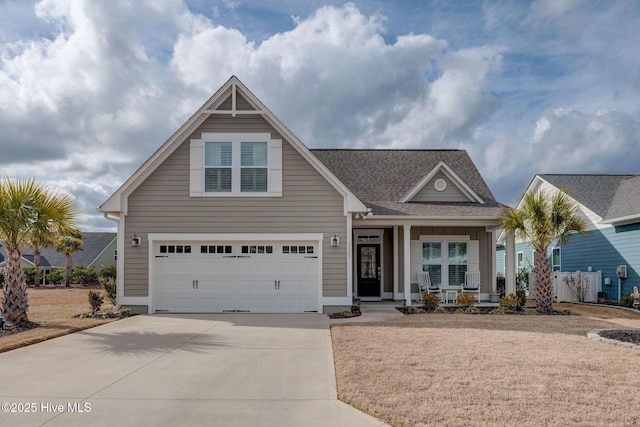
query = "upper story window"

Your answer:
(190, 133), (282, 198)
(205, 141), (232, 192)
(240, 142), (268, 192)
